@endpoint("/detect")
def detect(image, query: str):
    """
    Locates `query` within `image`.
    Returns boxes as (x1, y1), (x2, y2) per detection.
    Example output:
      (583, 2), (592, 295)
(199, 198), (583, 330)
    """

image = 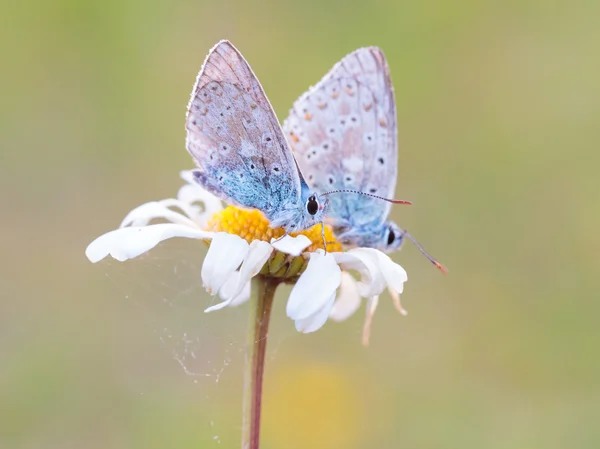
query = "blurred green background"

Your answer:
(2, 0), (599, 448)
